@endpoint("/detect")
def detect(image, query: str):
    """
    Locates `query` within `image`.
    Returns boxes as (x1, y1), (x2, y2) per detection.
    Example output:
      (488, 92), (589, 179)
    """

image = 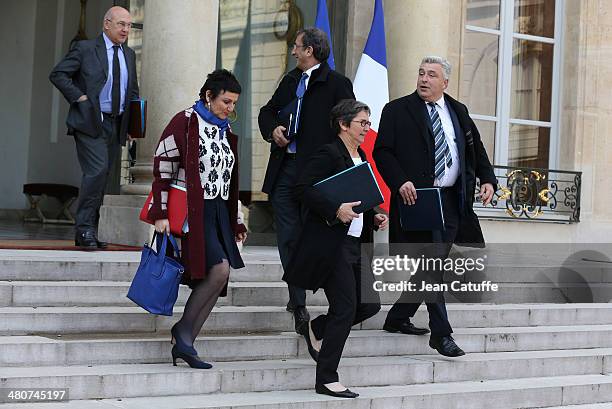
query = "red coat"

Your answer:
(148, 108), (246, 290)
